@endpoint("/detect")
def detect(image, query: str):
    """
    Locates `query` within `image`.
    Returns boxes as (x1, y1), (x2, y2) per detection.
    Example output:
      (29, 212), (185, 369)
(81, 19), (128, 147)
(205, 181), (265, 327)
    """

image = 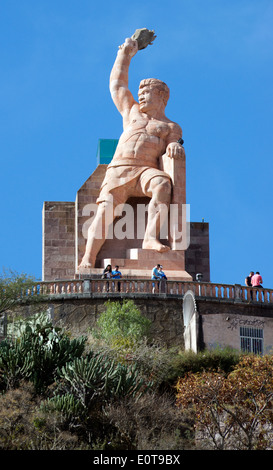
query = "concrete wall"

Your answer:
(197, 299), (273, 354)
